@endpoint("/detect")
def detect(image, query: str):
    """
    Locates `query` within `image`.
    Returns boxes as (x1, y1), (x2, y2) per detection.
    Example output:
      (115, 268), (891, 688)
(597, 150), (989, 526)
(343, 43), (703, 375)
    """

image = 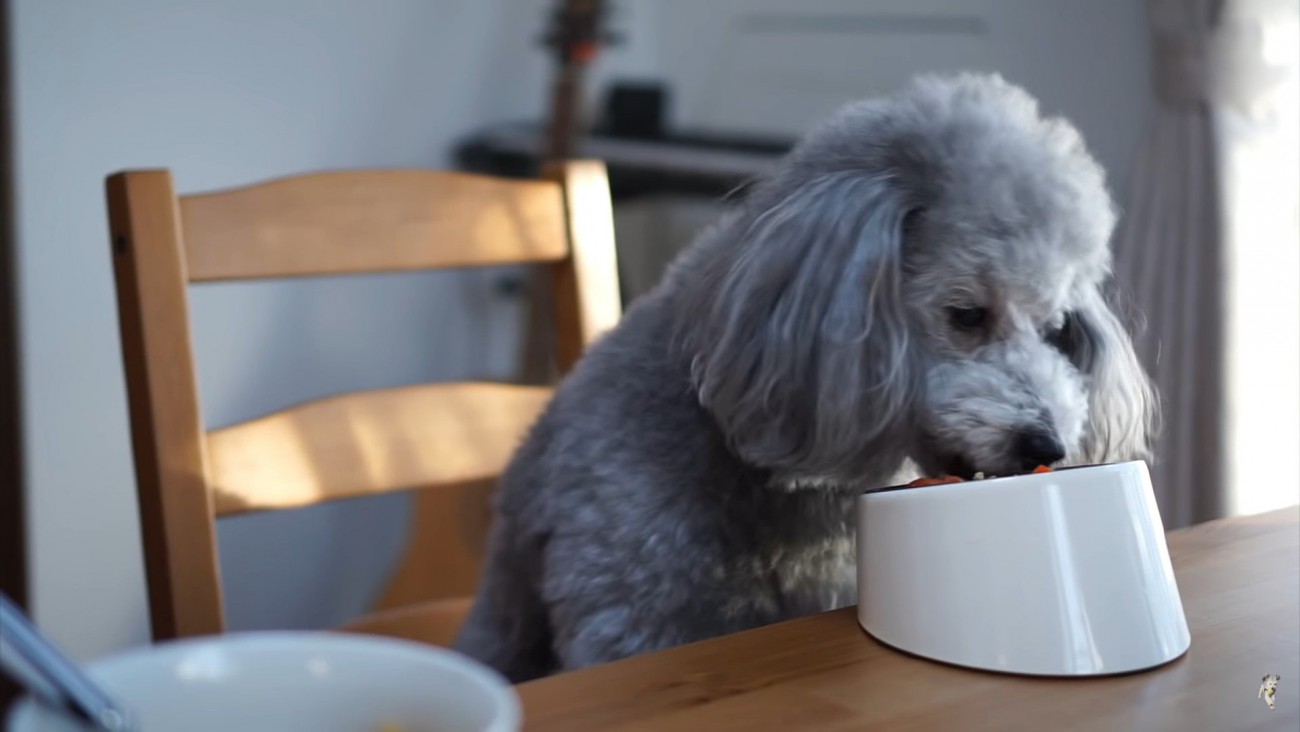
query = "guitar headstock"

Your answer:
(541, 0), (618, 66)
